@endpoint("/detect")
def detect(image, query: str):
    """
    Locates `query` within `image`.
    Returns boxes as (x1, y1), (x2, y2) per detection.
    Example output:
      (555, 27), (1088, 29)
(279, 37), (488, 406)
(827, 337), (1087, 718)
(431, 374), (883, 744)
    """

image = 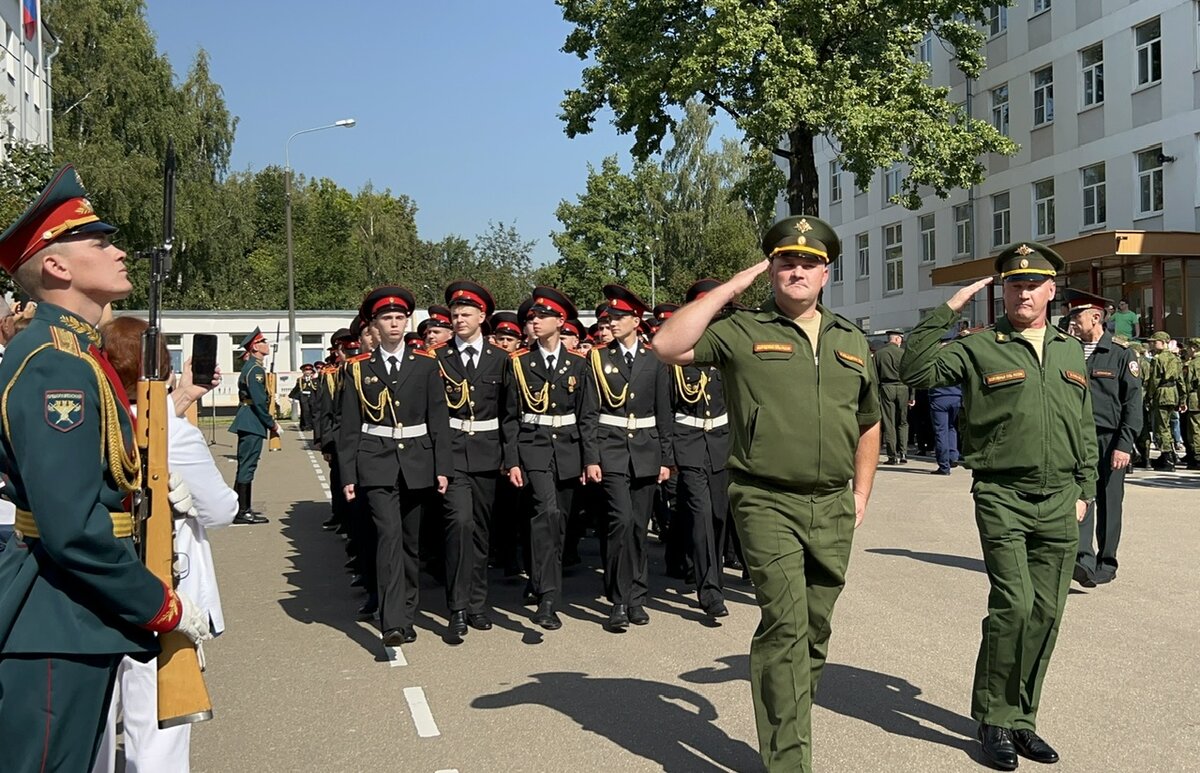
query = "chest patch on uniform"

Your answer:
(1063, 370), (1087, 388)
(753, 342), (794, 354)
(1129, 360), (1140, 377)
(45, 390), (85, 432)
(1091, 369), (1115, 378)
(984, 369), (1026, 386)
(835, 350), (864, 367)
